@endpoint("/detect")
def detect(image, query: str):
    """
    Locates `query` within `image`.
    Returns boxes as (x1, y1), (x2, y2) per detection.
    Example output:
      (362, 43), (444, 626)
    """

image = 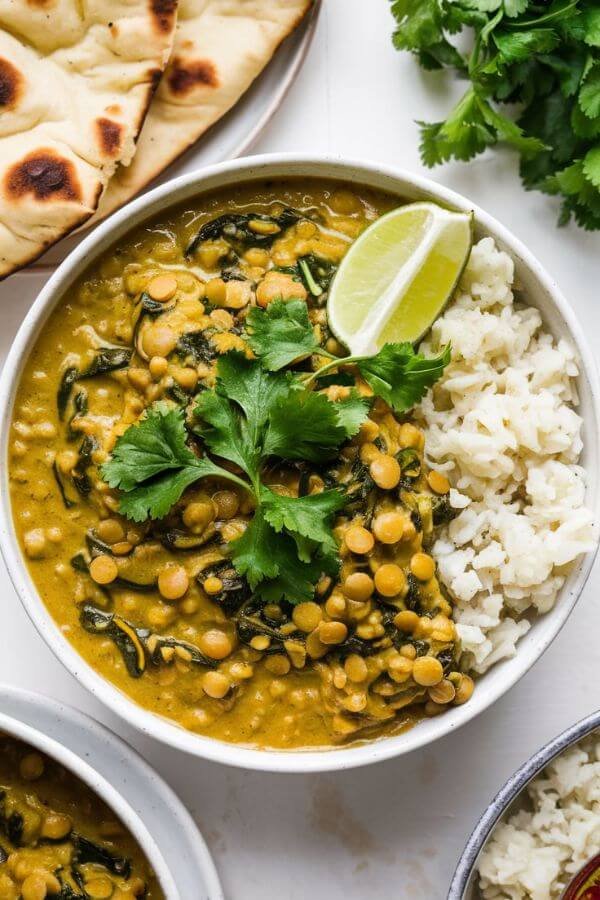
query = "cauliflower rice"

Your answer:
(419, 237), (597, 674)
(477, 732), (600, 899)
